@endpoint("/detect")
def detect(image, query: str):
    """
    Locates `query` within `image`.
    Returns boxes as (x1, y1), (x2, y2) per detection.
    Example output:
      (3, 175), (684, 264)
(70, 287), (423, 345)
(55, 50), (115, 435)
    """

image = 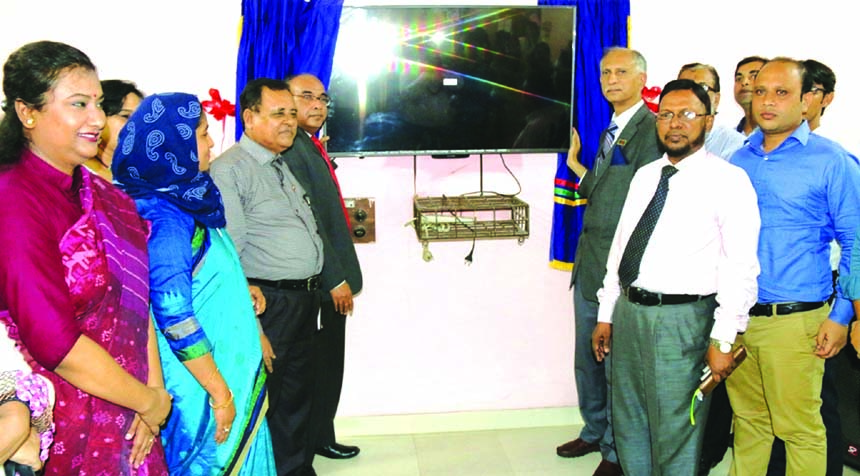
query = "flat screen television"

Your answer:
(325, 5), (575, 157)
